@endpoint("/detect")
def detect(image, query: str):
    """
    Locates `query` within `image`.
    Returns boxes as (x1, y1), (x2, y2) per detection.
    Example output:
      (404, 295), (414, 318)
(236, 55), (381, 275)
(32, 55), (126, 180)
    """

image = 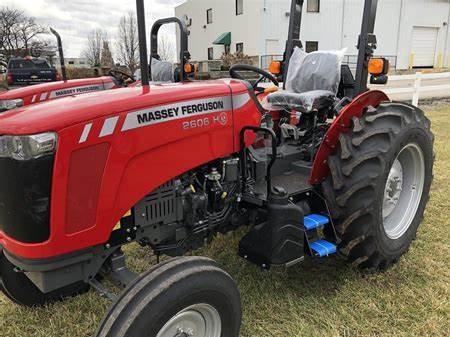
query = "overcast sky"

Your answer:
(2, 0), (186, 58)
